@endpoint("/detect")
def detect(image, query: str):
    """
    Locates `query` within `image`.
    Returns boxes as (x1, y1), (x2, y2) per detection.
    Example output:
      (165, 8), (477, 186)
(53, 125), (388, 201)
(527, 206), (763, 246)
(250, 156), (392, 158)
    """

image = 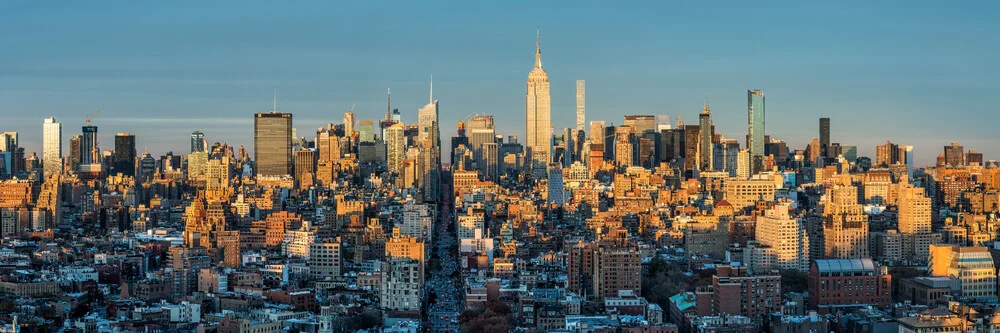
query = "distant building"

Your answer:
(254, 112), (293, 177)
